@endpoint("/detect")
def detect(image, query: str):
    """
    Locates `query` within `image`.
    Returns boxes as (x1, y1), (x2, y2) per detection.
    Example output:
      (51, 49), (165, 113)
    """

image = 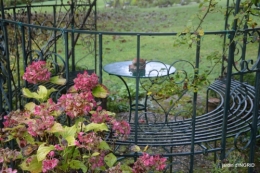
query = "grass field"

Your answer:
(96, 2), (224, 89)
(13, 0), (259, 112)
